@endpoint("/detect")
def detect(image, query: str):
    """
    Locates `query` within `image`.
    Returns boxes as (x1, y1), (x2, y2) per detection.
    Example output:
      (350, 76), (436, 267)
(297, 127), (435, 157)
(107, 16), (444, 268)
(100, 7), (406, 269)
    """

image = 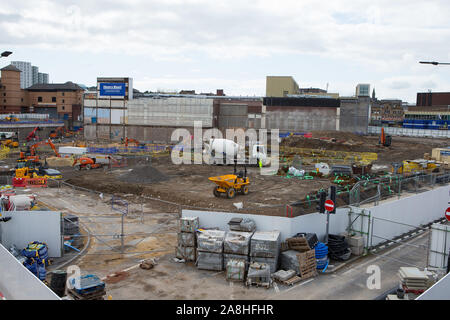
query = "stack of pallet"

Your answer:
(226, 259), (246, 282)
(223, 231), (253, 269)
(176, 217), (198, 262)
(249, 231), (281, 273)
(197, 229), (226, 271)
(398, 267), (435, 296)
(280, 237), (317, 279)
